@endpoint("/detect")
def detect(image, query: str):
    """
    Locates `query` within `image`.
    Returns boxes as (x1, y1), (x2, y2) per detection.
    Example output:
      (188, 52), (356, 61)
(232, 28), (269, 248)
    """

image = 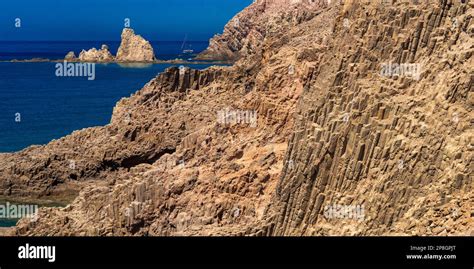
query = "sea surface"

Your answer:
(0, 41), (215, 226)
